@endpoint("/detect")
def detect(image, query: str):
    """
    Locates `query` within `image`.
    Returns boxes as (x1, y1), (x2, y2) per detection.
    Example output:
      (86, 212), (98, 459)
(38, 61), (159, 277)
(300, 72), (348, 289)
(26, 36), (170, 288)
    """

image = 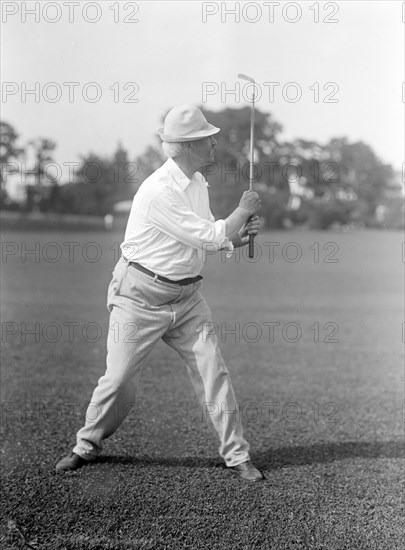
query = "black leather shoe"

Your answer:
(55, 452), (89, 473)
(228, 460), (265, 482)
